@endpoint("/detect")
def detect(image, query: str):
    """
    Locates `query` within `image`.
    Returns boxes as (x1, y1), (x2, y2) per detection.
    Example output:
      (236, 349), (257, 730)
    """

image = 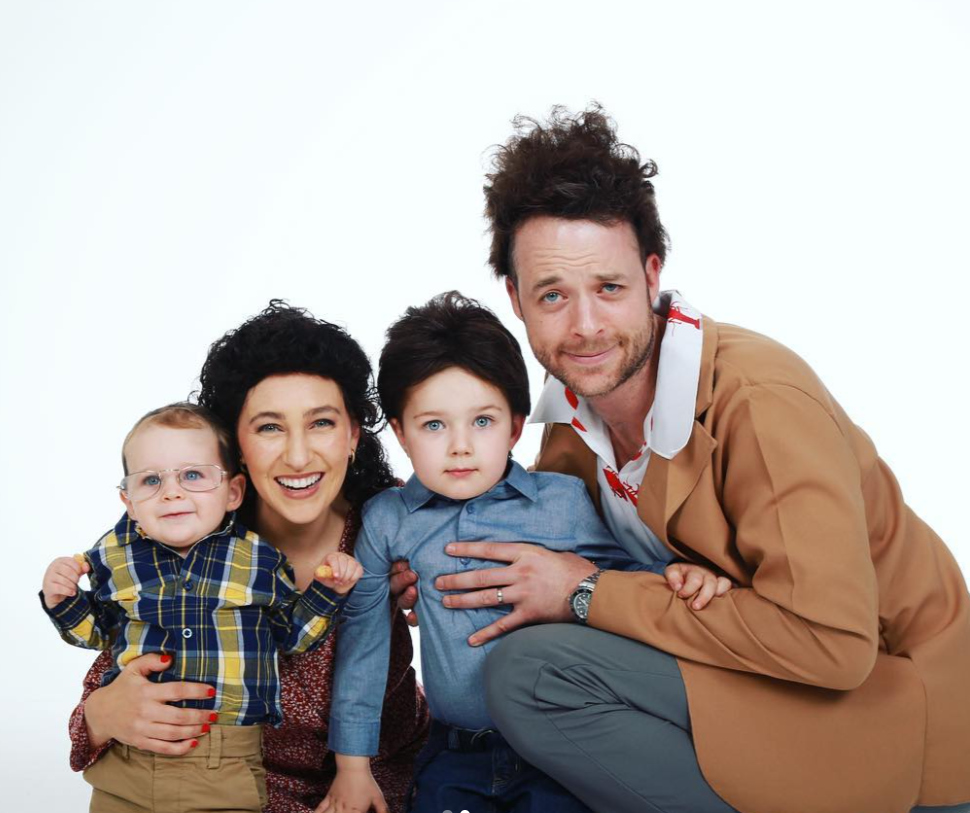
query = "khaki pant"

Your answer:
(84, 725), (267, 813)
